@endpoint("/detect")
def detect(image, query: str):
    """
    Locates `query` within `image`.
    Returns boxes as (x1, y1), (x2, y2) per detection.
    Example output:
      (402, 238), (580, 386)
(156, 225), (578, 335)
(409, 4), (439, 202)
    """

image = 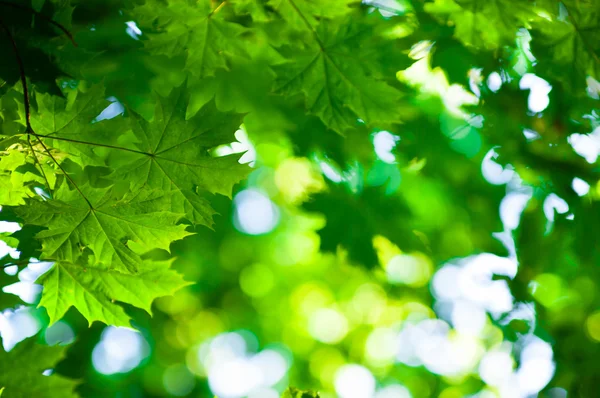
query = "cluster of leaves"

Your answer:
(0, 0), (599, 396)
